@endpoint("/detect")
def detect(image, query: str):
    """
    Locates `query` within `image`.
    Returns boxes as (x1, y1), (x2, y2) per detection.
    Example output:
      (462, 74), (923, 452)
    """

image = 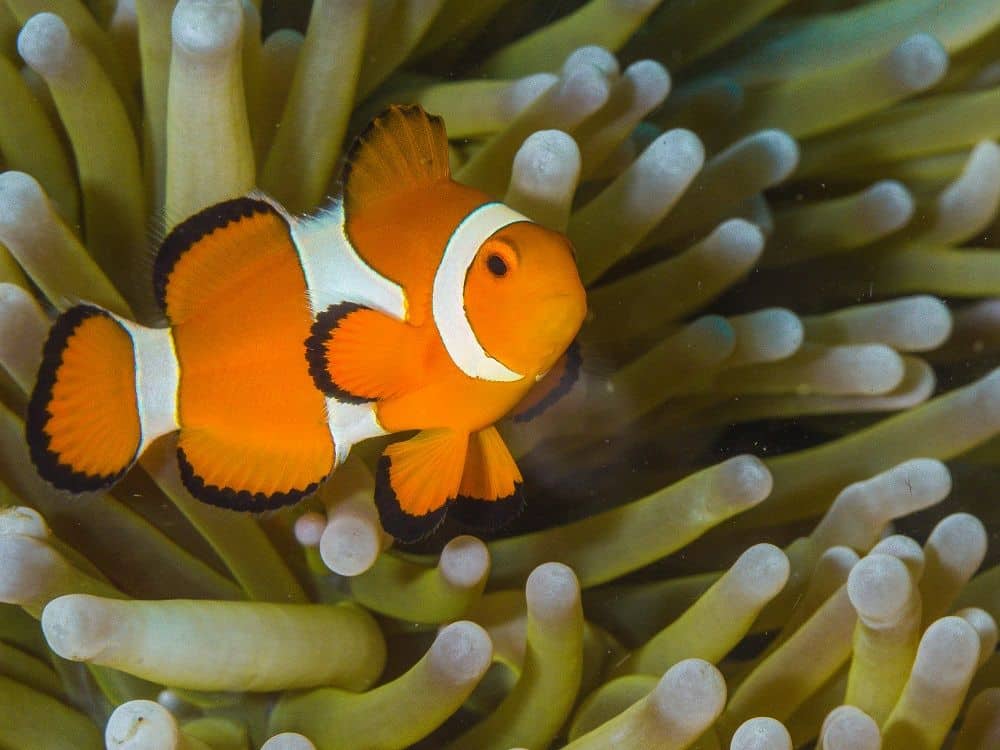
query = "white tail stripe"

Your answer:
(432, 202), (529, 382)
(113, 317), (180, 454)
